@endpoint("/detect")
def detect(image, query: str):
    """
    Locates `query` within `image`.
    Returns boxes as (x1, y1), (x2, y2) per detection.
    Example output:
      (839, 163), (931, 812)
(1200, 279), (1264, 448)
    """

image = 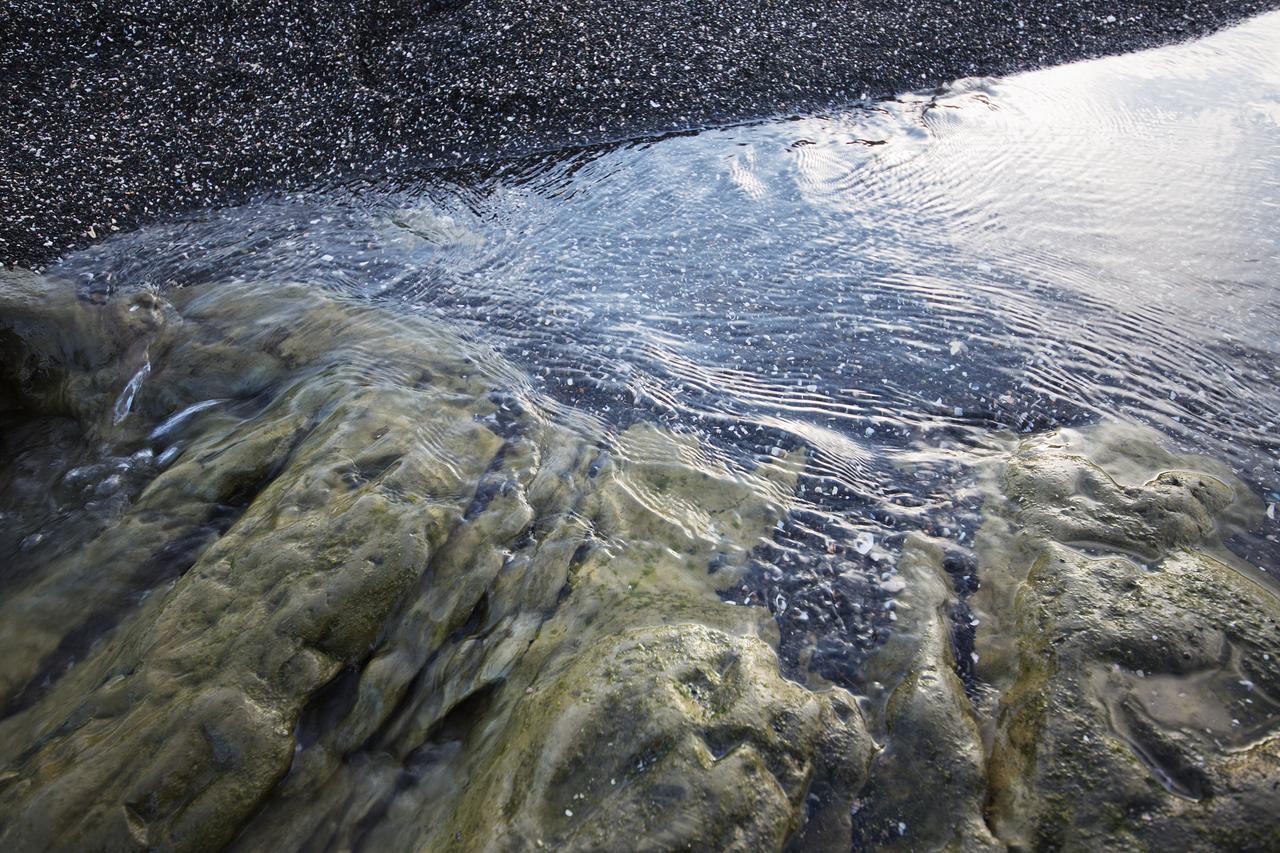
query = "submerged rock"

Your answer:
(2, 271), (1277, 850)
(851, 534), (1000, 851)
(0, 271), (870, 850)
(439, 624), (867, 851)
(975, 428), (1280, 850)
(849, 425), (1280, 851)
